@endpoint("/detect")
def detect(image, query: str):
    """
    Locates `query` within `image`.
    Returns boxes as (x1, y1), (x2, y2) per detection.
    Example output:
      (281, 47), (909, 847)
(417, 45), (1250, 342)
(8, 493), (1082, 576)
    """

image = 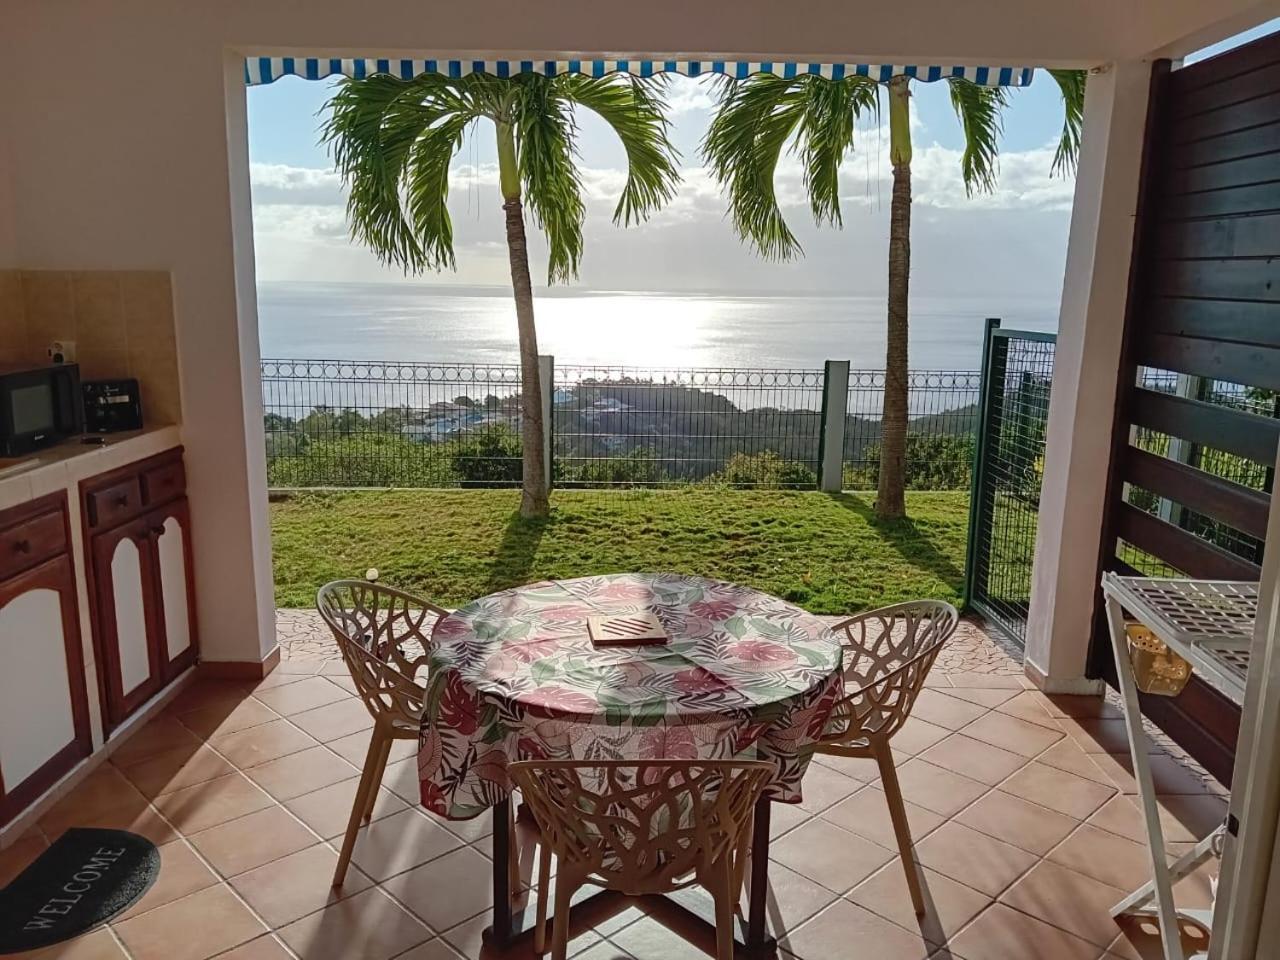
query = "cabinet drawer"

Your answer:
(86, 477), (143, 529)
(0, 510), (66, 581)
(142, 459), (185, 505)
